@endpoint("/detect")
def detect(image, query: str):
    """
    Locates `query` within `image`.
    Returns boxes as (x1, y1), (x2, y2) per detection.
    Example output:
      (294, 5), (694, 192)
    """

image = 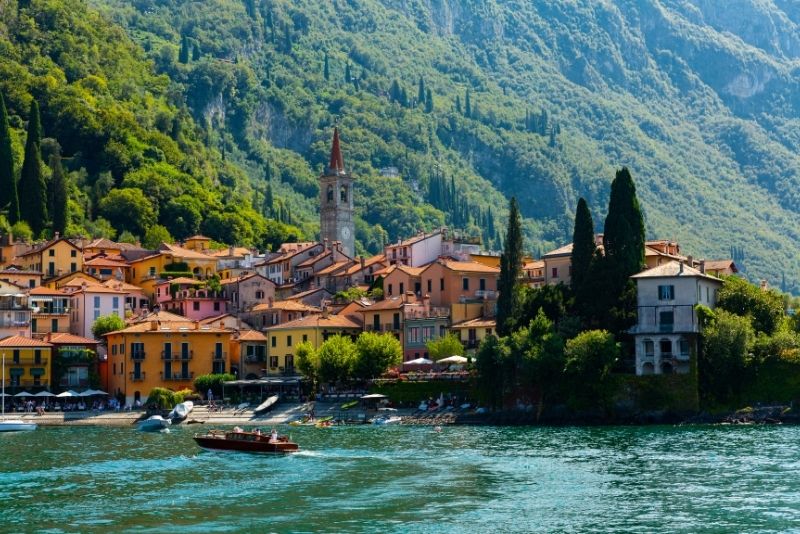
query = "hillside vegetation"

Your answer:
(4, 0), (800, 290)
